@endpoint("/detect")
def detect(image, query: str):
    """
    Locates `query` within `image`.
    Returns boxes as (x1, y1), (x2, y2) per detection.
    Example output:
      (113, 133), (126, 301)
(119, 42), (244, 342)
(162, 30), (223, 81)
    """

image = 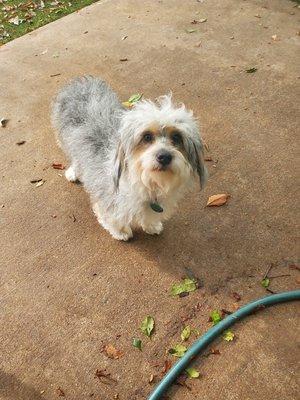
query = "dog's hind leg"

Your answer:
(65, 163), (79, 182)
